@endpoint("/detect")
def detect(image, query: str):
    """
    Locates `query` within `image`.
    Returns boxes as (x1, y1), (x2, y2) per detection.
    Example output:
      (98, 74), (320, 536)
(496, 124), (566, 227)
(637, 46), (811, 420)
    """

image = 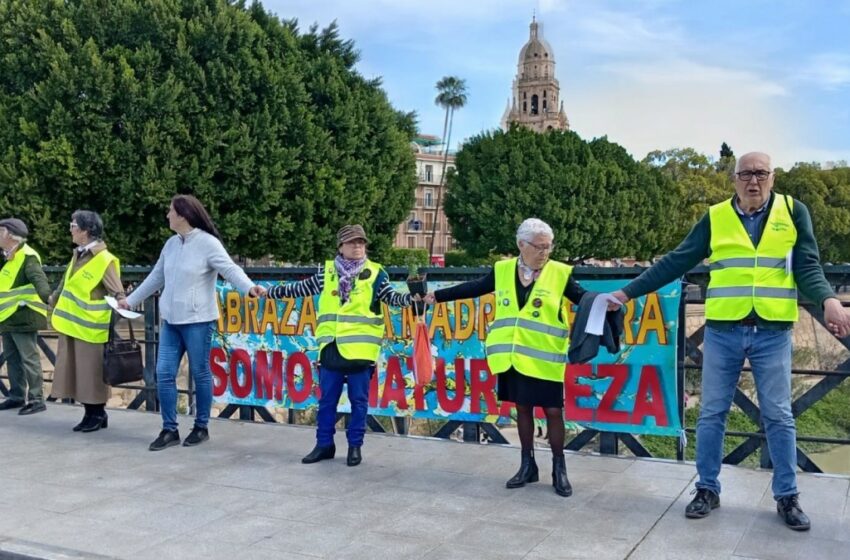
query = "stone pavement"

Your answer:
(0, 405), (847, 560)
